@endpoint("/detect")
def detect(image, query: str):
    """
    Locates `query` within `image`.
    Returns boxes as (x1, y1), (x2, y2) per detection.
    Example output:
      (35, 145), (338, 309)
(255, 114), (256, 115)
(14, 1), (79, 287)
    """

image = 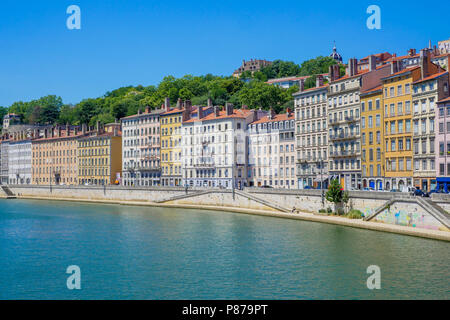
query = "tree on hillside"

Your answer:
(260, 60), (301, 79)
(0, 106), (8, 123)
(237, 80), (290, 112)
(298, 56), (338, 76)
